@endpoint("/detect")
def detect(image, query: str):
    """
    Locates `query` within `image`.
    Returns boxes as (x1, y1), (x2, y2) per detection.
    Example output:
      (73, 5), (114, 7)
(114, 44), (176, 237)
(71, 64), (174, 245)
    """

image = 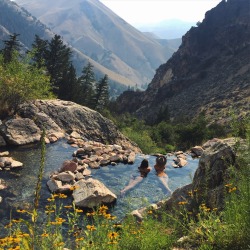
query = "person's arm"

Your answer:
(158, 176), (172, 195)
(120, 176), (143, 196)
